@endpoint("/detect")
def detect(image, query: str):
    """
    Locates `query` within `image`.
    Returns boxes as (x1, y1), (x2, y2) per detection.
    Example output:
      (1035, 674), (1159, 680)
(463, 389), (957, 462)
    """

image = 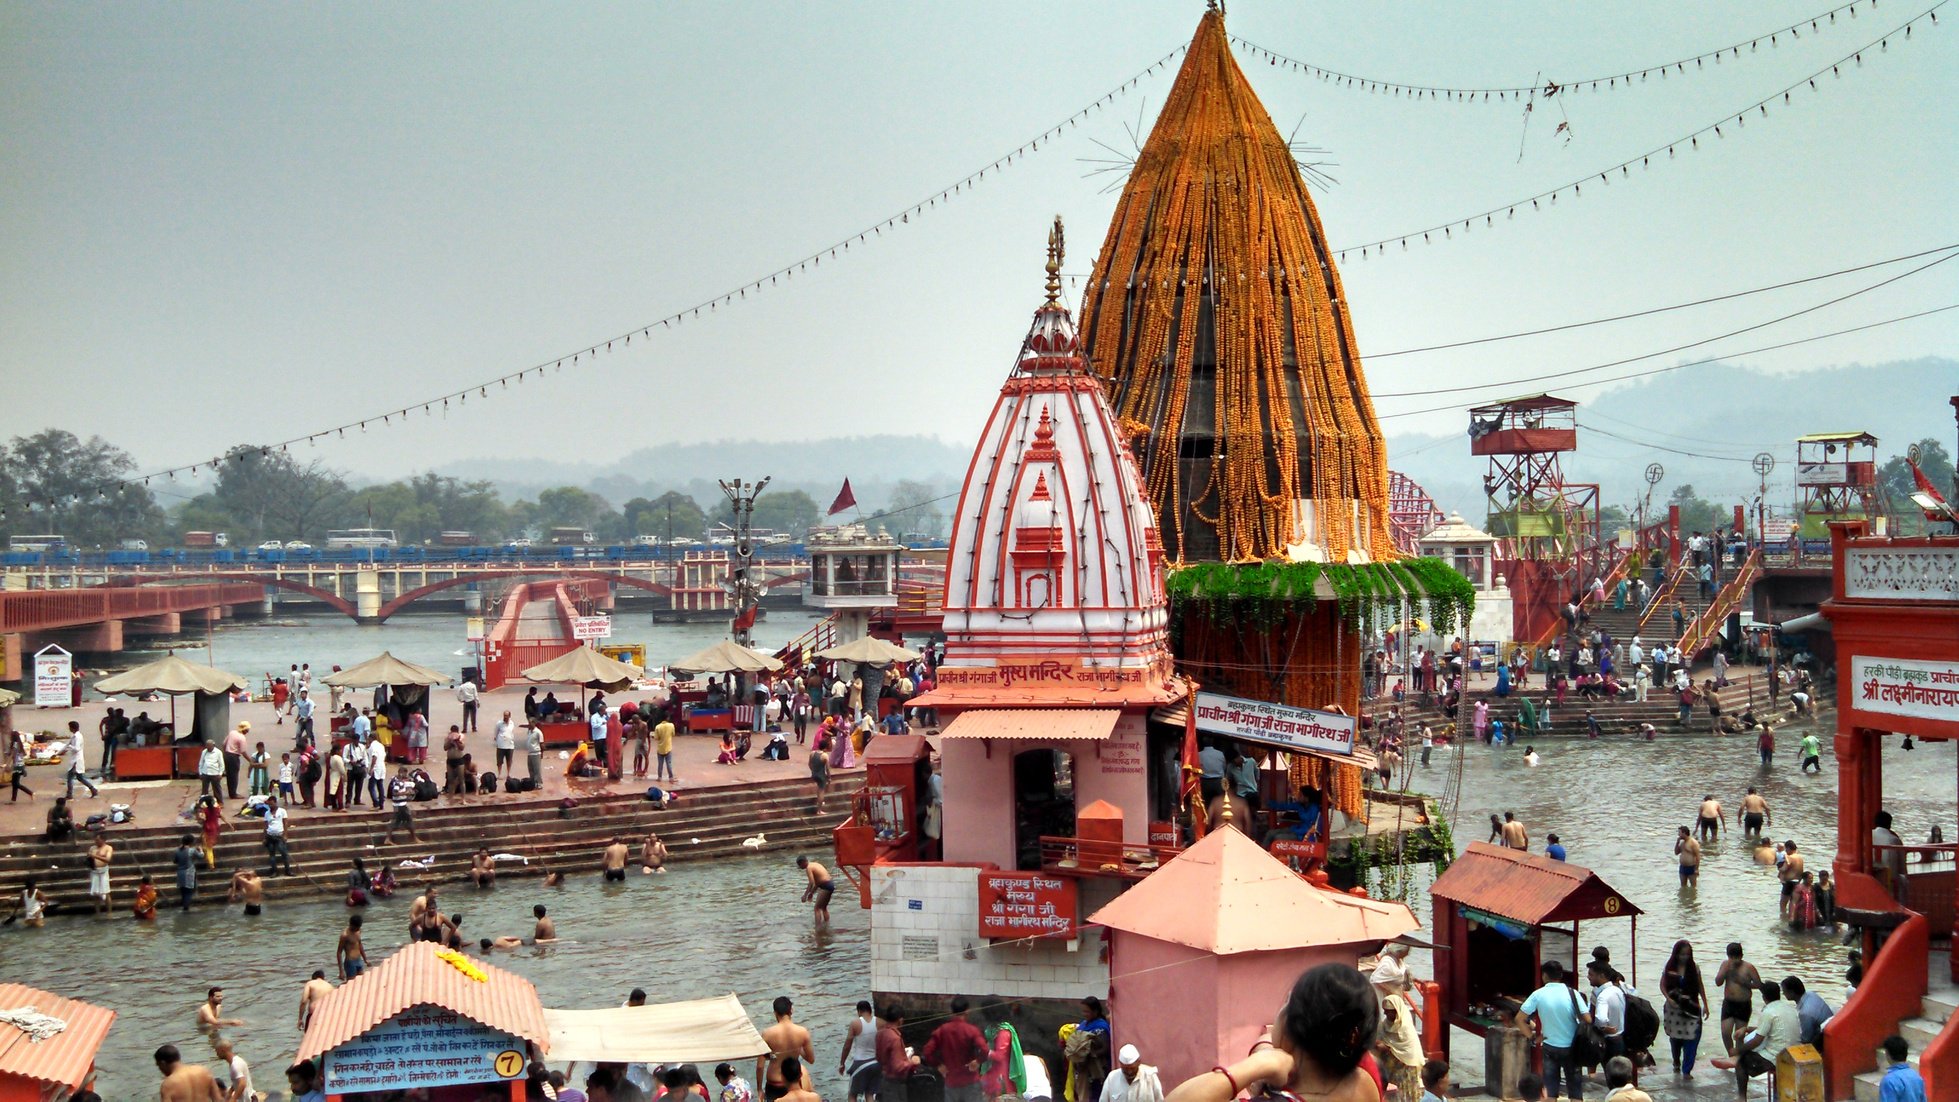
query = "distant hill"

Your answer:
(1388, 357), (1955, 519)
(434, 434), (971, 512)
